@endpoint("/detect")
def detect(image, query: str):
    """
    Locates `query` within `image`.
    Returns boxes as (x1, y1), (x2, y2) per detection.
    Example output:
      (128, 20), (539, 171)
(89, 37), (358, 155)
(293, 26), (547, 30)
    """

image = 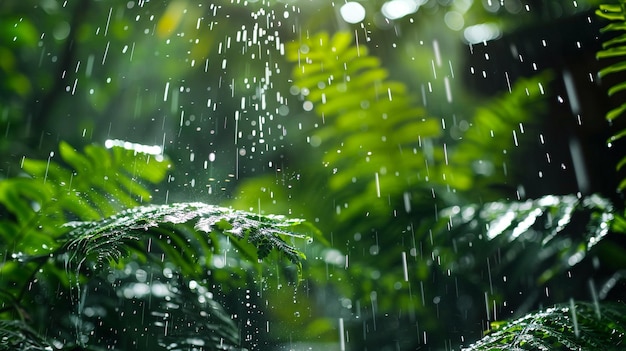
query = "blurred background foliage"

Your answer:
(1, 0), (625, 350)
